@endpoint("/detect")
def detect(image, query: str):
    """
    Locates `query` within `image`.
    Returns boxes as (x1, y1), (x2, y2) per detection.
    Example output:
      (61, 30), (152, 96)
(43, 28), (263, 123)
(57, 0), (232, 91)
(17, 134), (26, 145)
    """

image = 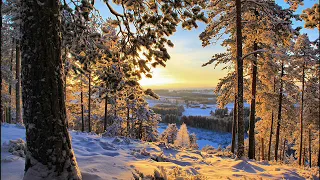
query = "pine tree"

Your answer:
(235, 0), (244, 158)
(21, 0), (81, 178)
(292, 34), (318, 165)
(174, 123), (190, 149)
(275, 58), (284, 162)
